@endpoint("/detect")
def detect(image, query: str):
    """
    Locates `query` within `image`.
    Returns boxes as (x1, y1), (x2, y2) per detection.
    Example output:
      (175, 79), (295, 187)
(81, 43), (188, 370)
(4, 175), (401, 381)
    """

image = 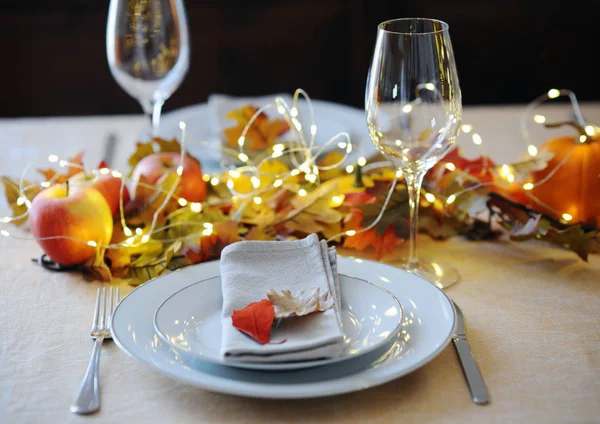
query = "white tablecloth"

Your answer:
(1, 103), (599, 423)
